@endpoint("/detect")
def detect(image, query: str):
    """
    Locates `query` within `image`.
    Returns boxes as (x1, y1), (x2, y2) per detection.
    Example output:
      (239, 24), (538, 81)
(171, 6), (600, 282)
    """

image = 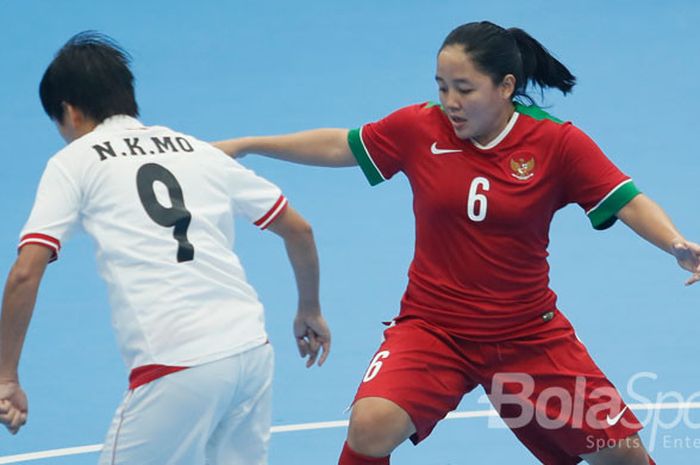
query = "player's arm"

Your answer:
(266, 205), (331, 367)
(0, 244), (53, 434)
(616, 193), (700, 285)
(213, 129), (356, 167)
